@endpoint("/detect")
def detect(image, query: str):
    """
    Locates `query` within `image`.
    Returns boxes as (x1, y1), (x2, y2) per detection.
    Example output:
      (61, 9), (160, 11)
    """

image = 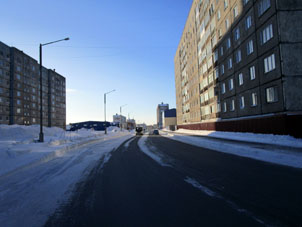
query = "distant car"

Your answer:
(153, 130), (159, 135)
